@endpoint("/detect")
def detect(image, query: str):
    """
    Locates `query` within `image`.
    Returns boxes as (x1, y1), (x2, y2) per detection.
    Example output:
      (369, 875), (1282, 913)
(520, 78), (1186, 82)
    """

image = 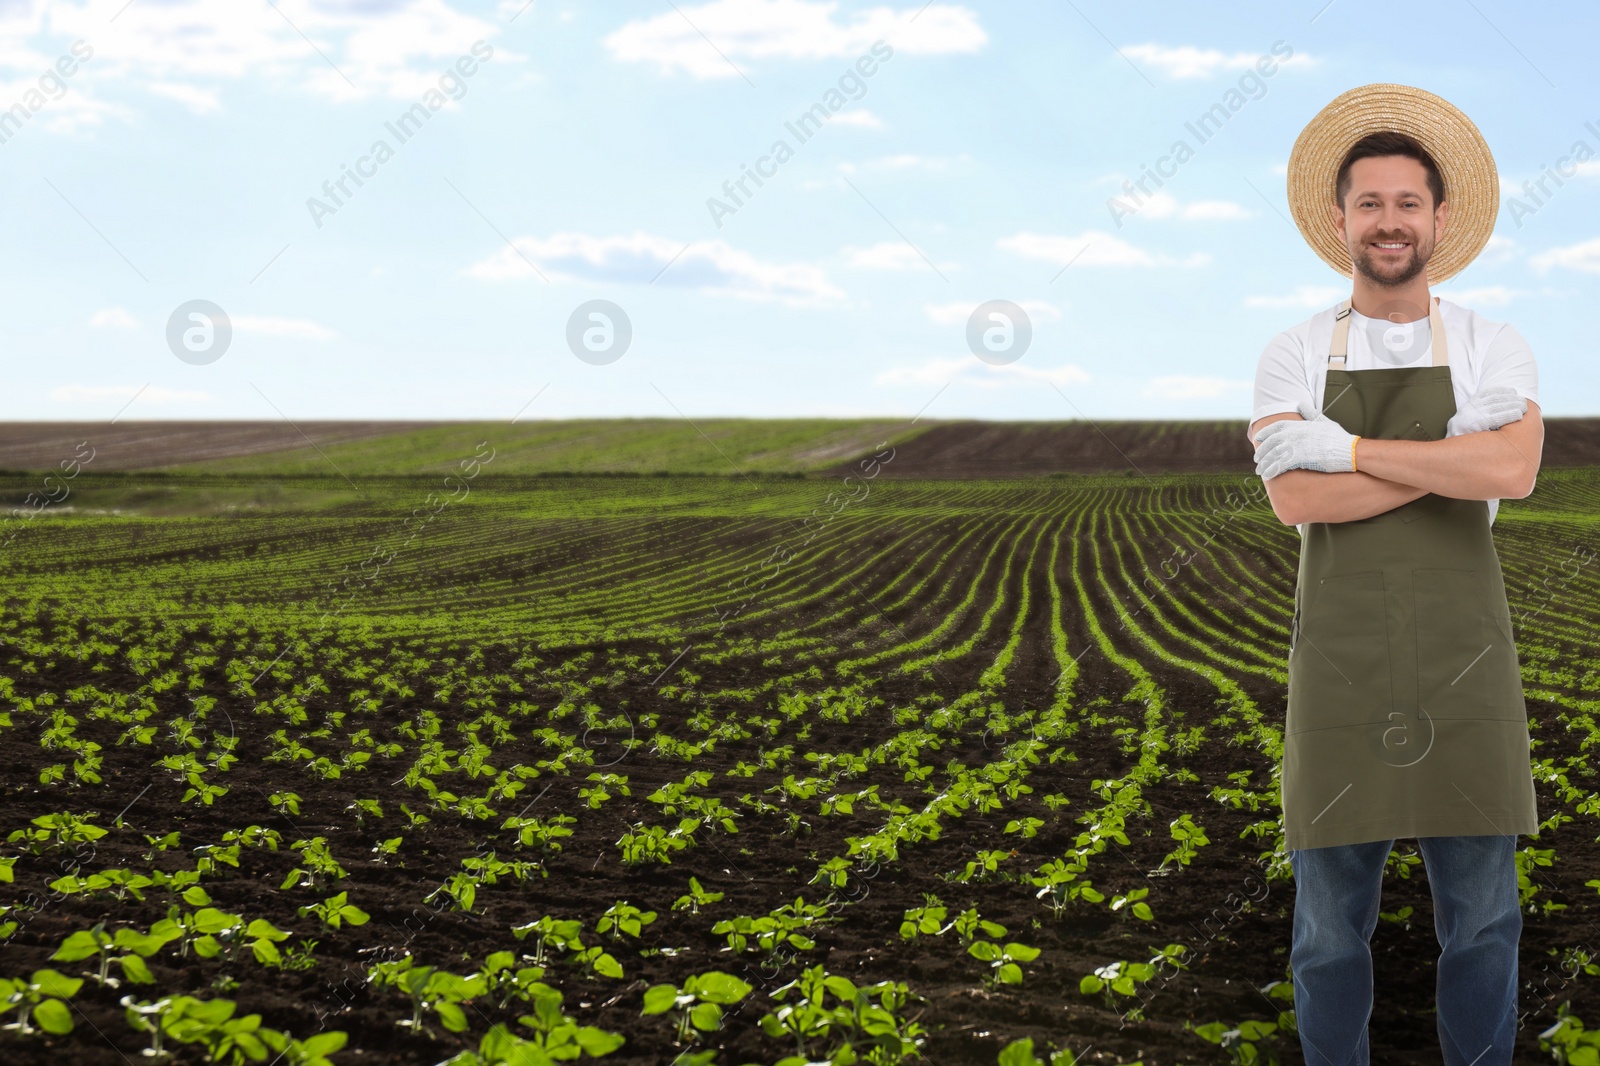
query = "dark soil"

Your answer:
(822, 418), (1600, 477)
(2, 485), (1597, 1066)
(8, 417), (1600, 478)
